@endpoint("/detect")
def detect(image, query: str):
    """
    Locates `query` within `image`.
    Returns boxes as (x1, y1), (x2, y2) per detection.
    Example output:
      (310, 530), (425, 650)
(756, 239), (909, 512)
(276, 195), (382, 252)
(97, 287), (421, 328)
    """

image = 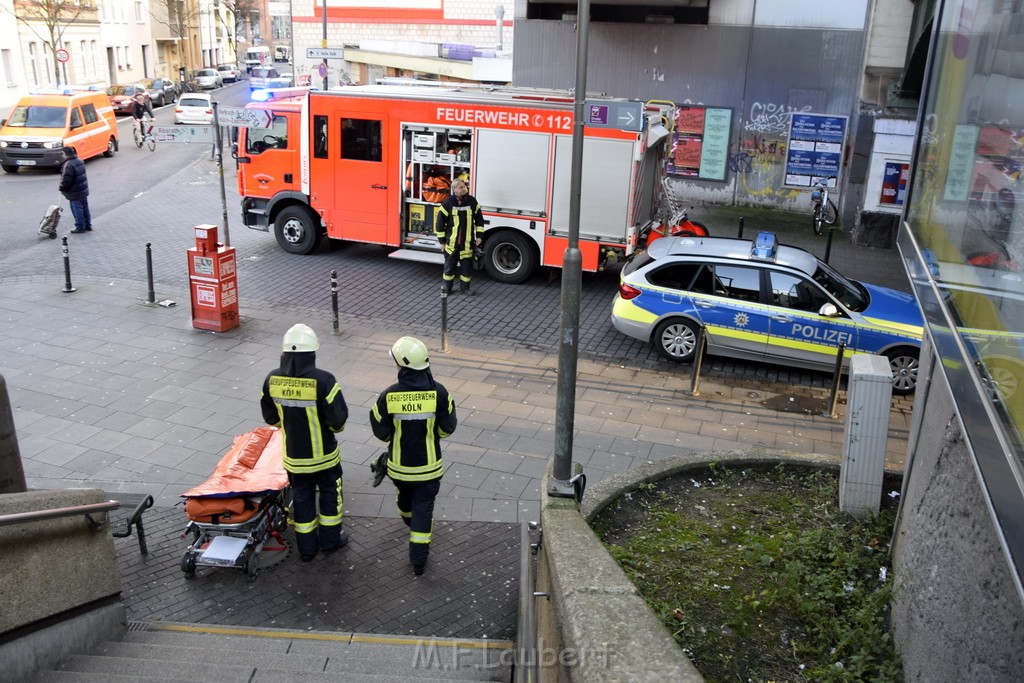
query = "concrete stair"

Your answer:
(29, 625), (513, 682)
